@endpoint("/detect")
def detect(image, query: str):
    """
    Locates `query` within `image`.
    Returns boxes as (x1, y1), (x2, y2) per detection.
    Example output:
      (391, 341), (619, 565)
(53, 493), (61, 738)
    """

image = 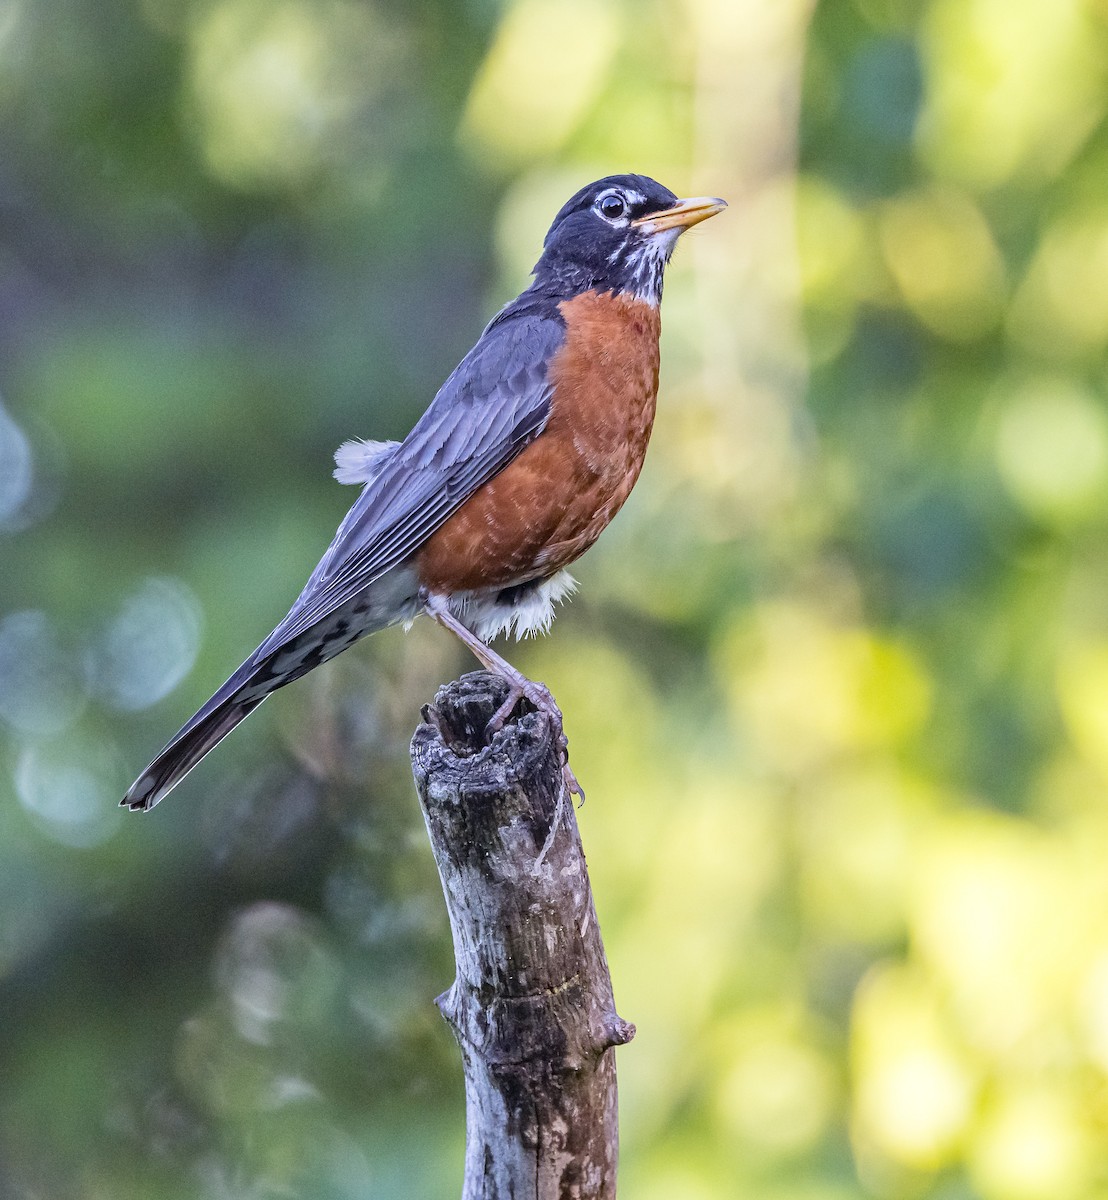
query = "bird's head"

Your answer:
(532, 174), (726, 305)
